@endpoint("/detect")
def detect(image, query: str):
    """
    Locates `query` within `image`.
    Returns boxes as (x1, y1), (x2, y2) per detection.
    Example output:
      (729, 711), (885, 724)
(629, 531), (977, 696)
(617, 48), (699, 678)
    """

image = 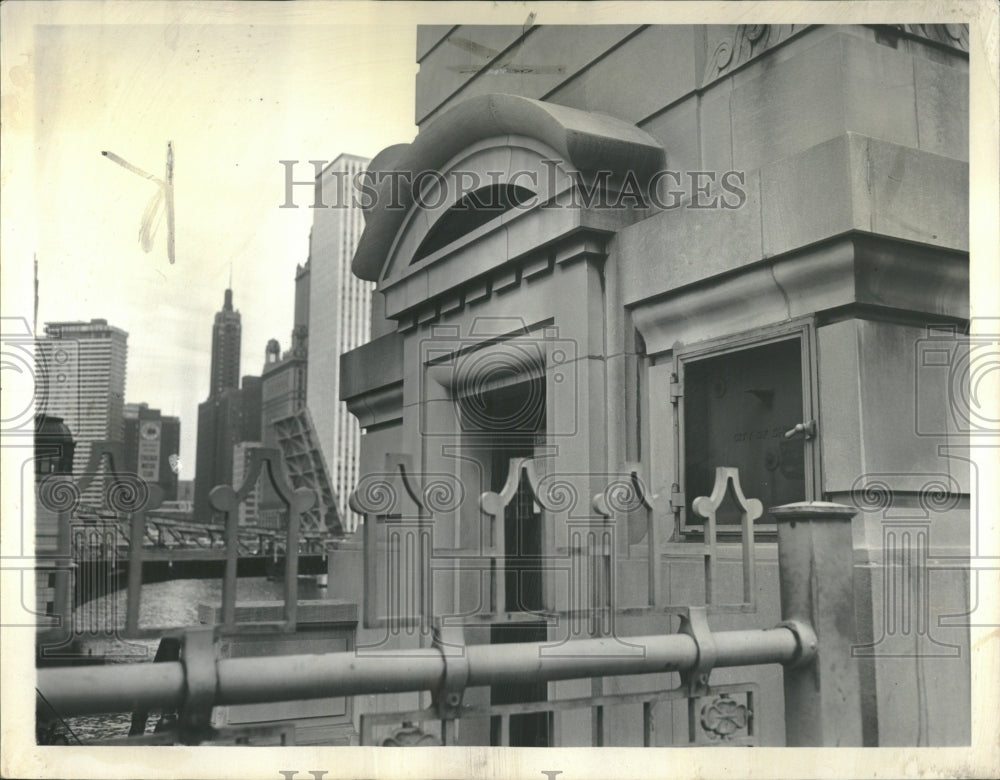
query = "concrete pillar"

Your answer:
(772, 501), (863, 746)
